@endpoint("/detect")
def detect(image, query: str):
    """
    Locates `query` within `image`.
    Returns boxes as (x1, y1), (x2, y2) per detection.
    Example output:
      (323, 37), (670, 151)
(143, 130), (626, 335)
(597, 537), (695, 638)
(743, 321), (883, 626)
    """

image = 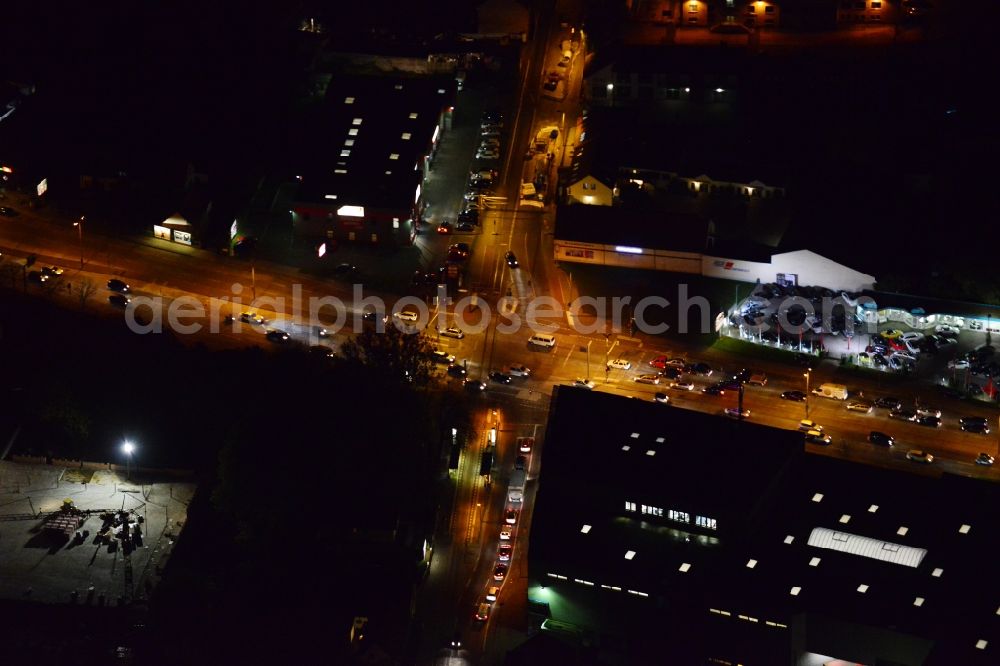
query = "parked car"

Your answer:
(669, 380), (694, 391)
(798, 420), (822, 432)
(572, 378), (595, 390)
(508, 365), (531, 377)
(431, 350), (456, 364)
(634, 374), (661, 385)
(889, 409), (918, 422)
(691, 362), (713, 376)
(607, 358), (632, 370)
(780, 390), (806, 402)
(441, 327), (465, 339)
(962, 421), (991, 435)
(240, 312), (266, 326)
(108, 294), (130, 308)
(874, 396), (902, 410)
(456, 221), (475, 232)
(805, 430), (832, 445)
